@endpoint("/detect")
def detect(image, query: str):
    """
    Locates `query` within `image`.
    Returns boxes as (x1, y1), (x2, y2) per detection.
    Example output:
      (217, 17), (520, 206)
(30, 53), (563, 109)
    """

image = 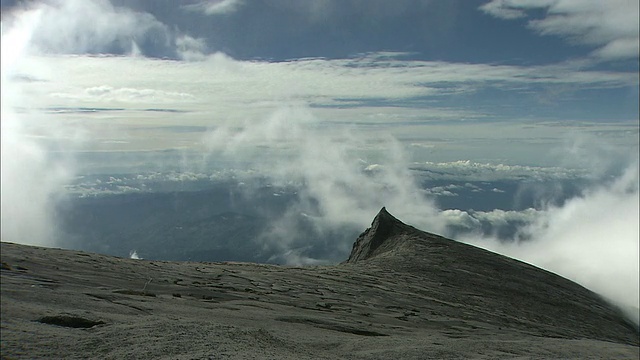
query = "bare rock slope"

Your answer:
(1, 208), (638, 359)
